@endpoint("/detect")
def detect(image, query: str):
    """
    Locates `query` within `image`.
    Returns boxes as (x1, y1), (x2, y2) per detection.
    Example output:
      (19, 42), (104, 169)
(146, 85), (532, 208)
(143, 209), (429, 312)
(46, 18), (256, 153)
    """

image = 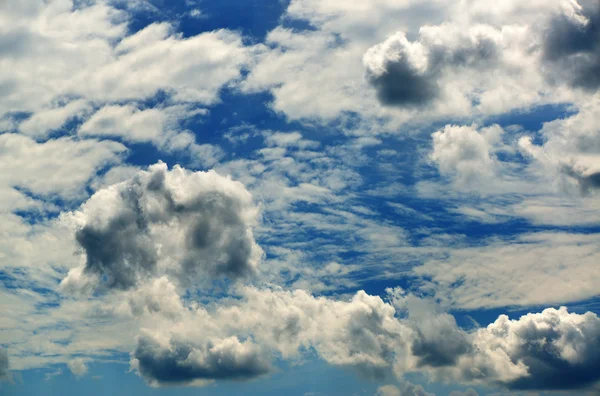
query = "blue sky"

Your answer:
(1, 0), (600, 395)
